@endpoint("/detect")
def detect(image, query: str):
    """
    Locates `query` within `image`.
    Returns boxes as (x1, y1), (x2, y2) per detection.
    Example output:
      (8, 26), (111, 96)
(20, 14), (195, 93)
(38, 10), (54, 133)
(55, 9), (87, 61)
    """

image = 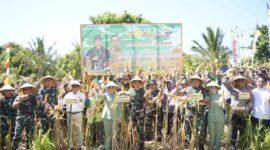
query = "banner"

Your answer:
(80, 23), (182, 75)
(231, 30), (239, 66)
